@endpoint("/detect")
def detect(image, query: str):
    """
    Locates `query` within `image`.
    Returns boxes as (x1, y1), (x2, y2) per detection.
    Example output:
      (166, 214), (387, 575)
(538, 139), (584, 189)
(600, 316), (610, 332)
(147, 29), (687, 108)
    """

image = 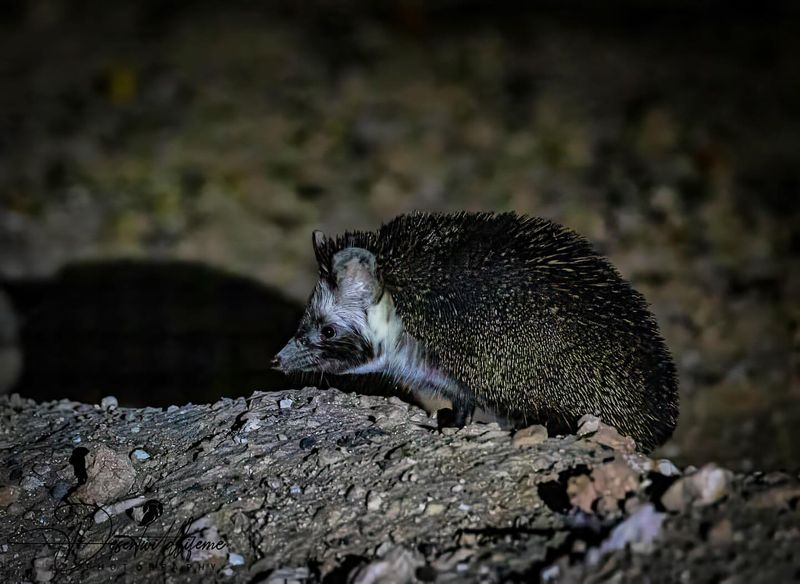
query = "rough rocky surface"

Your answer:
(1, 389), (798, 583)
(2, 2), (799, 472)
